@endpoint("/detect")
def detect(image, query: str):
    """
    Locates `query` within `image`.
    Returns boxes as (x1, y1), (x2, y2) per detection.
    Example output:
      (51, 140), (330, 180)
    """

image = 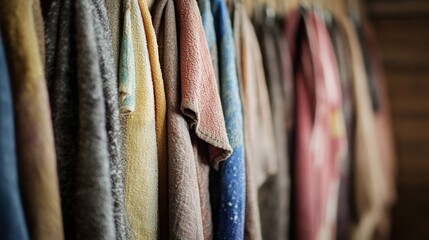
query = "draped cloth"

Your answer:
(0, 0), (64, 239)
(152, 0), (204, 238)
(329, 14), (387, 240)
(253, 7), (290, 240)
(176, 0), (233, 239)
(233, 3), (278, 240)
(121, 0), (158, 238)
(0, 32), (30, 240)
(287, 11), (347, 240)
(209, 0), (247, 238)
(45, 0), (126, 238)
